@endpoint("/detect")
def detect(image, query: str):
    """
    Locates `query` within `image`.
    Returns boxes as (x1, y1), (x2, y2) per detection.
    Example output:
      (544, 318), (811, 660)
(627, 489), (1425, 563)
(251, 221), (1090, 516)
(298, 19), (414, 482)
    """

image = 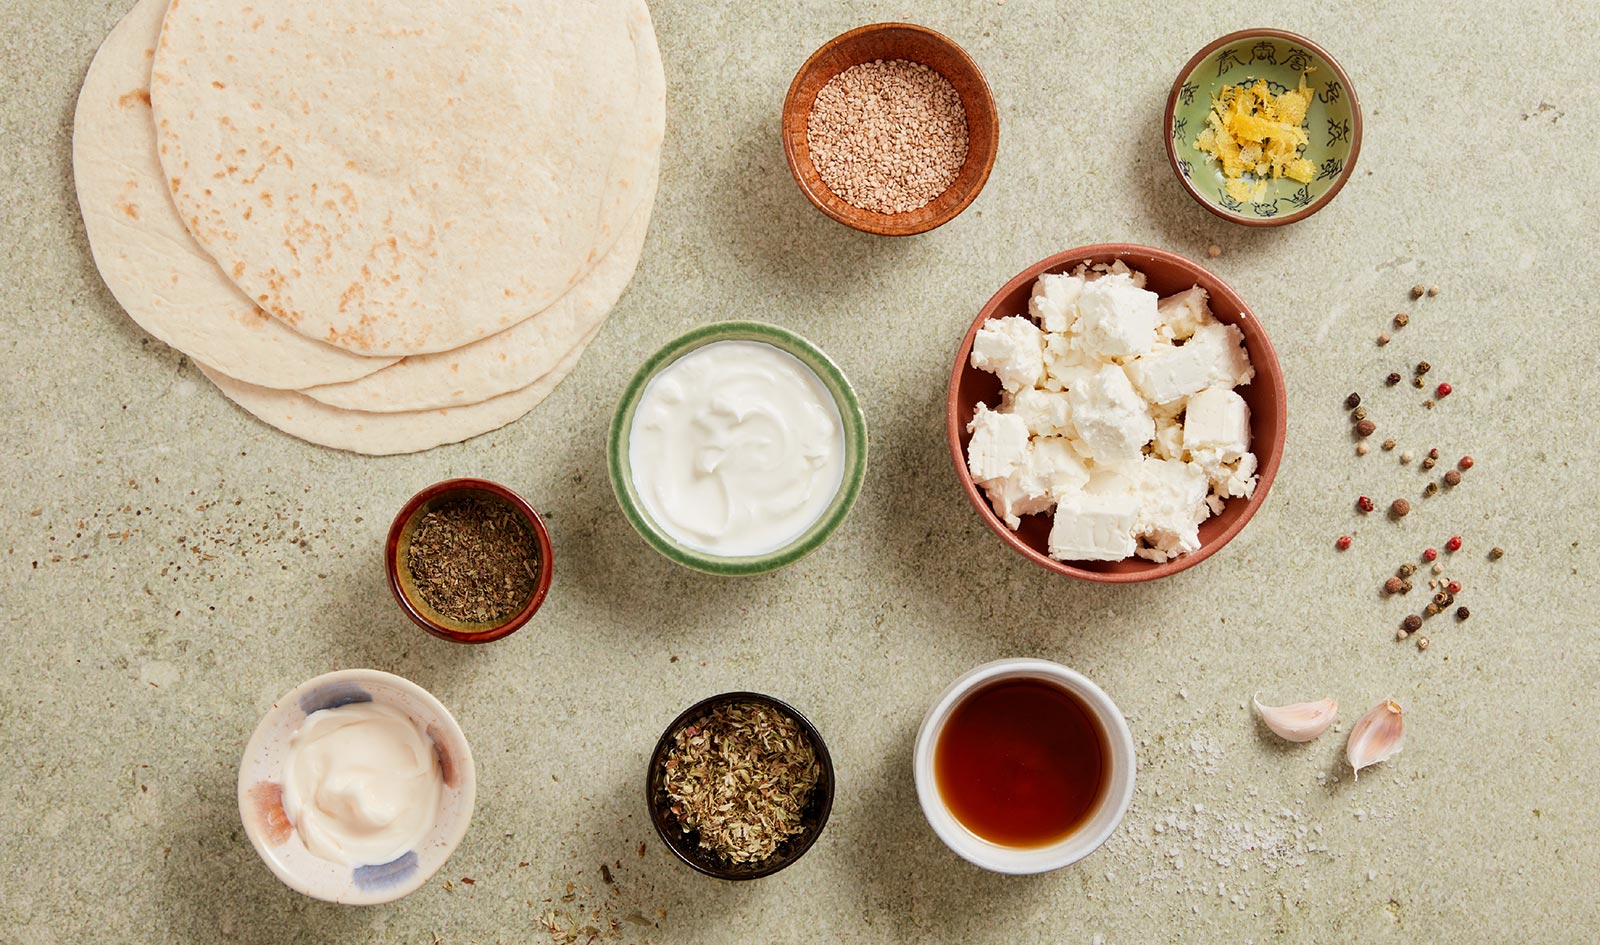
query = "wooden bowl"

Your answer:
(385, 478), (553, 643)
(945, 244), (1287, 583)
(781, 23), (998, 236)
(1164, 29), (1361, 226)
